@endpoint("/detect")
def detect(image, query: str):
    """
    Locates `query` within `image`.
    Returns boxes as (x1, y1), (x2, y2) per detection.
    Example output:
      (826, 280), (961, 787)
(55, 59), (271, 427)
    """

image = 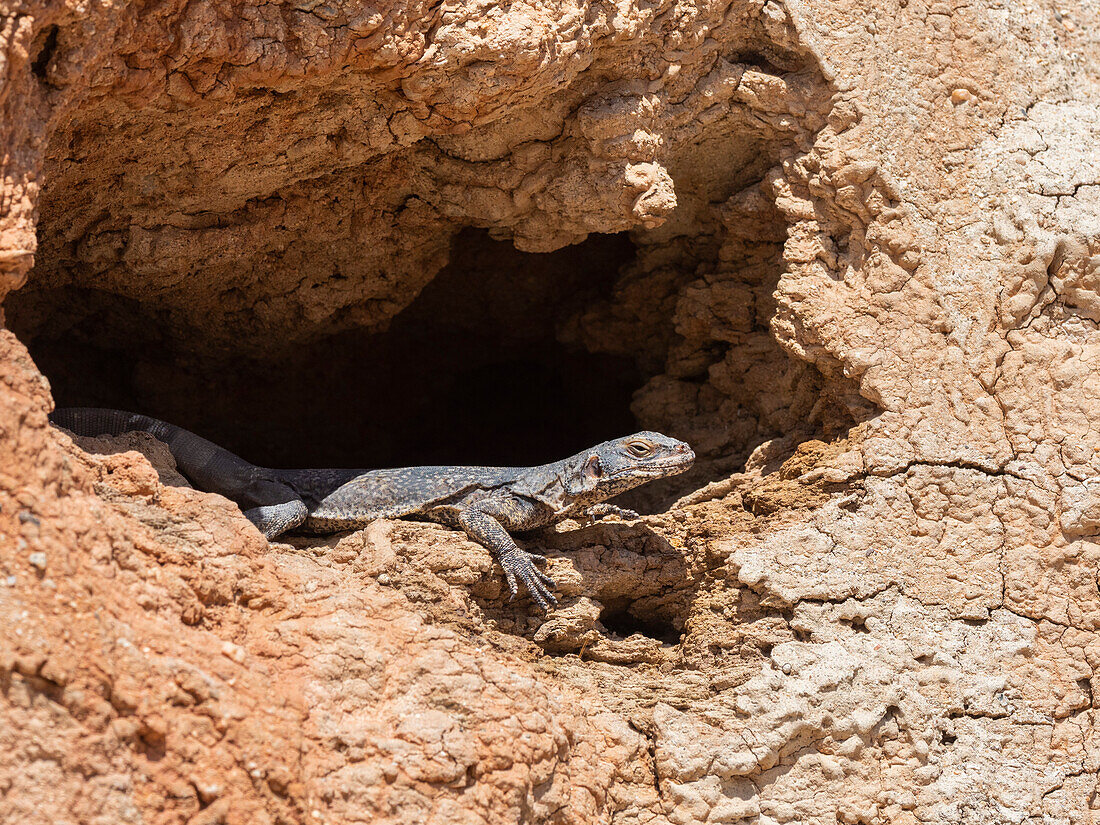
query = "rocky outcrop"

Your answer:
(2, 0), (1099, 822)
